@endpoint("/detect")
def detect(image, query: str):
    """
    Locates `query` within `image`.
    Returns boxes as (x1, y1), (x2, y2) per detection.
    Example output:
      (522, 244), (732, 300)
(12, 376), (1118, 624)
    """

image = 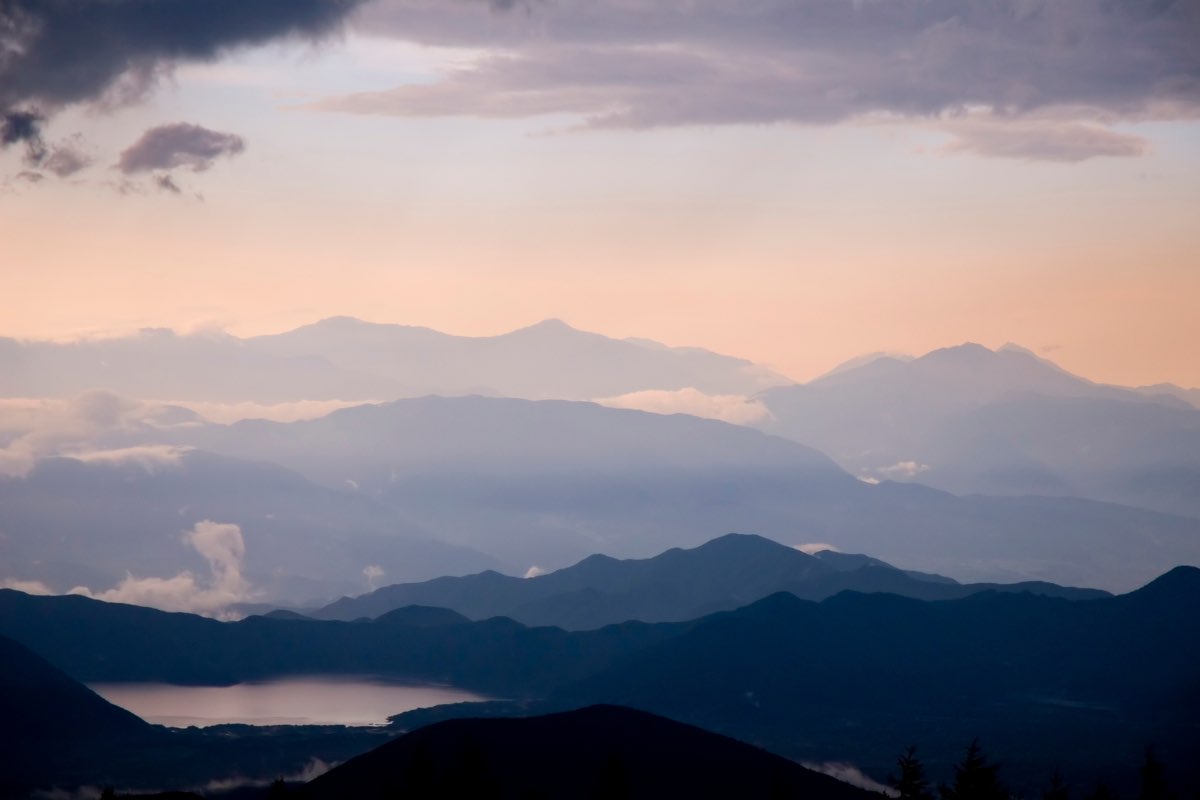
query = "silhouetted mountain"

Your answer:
(313, 534), (1107, 629)
(759, 343), (1200, 518)
(0, 589), (684, 694)
(557, 568), (1200, 794)
(0, 634), (160, 796)
(0, 632), (151, 745)
(0, 317), (789, 403)
(301, 704), (872, 799)
(0, 629), (402, 797)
